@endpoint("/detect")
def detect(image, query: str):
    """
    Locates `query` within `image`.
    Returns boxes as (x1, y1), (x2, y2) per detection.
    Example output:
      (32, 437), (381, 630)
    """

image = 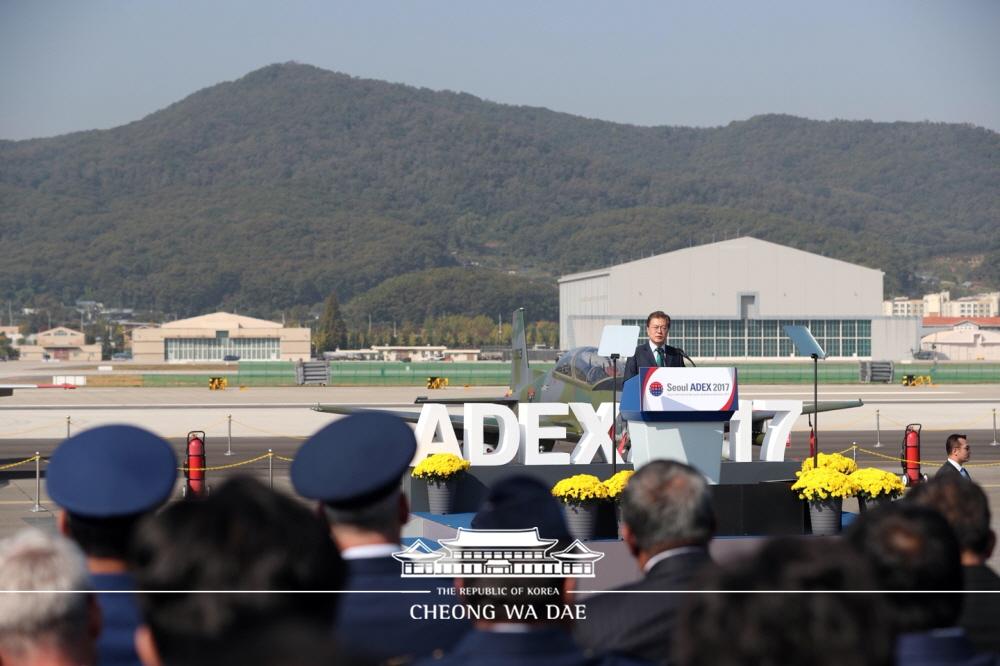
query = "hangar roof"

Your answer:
(162, 312), (281, 329)
(559, 236), (880, 283)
